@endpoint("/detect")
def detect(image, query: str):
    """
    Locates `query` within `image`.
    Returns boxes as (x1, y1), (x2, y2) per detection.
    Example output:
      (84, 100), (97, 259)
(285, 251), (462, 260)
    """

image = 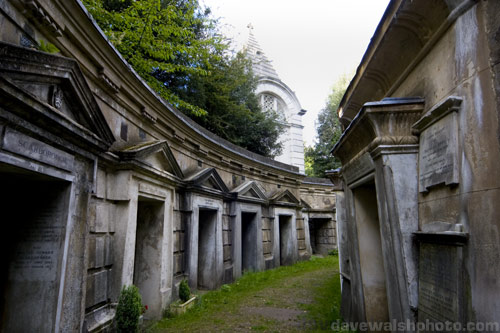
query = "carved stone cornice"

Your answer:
(332, 97), (424, 165)
(338, 0), (475, 128)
